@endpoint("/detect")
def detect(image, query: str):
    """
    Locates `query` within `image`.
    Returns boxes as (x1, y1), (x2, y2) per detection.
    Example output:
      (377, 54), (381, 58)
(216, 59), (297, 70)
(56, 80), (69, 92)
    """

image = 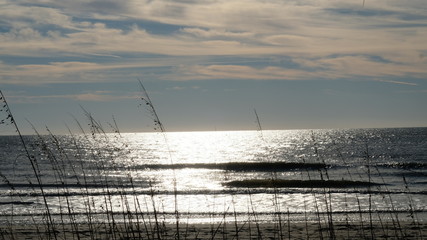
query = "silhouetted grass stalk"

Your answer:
(402, 175), (422, 238)
(66, 124), (96, 239)
(1, 88), (425, 239)
(364, 143), (375, 239)
(0, 90), (57, 239)
(302, 157), (324, 240)
(311, 132), (335, 239)
(138, 79), (181, 239)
